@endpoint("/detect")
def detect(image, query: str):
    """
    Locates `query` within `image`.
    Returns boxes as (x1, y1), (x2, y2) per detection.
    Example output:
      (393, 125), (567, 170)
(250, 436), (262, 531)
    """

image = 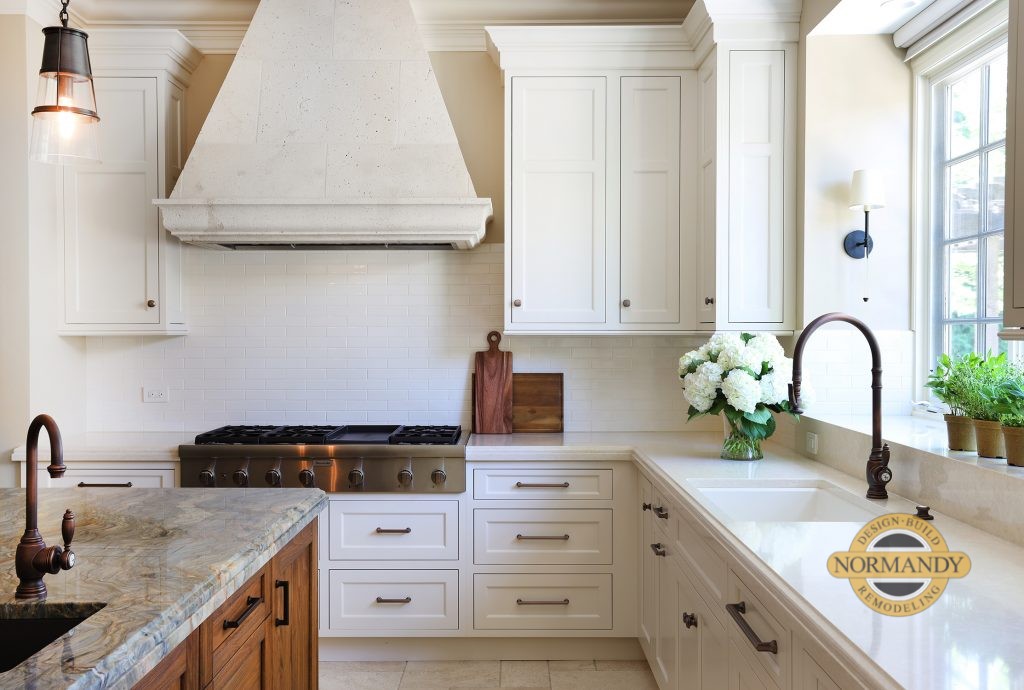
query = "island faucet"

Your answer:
(788, 313), (893, 500)
(15, 414), (76, 599)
